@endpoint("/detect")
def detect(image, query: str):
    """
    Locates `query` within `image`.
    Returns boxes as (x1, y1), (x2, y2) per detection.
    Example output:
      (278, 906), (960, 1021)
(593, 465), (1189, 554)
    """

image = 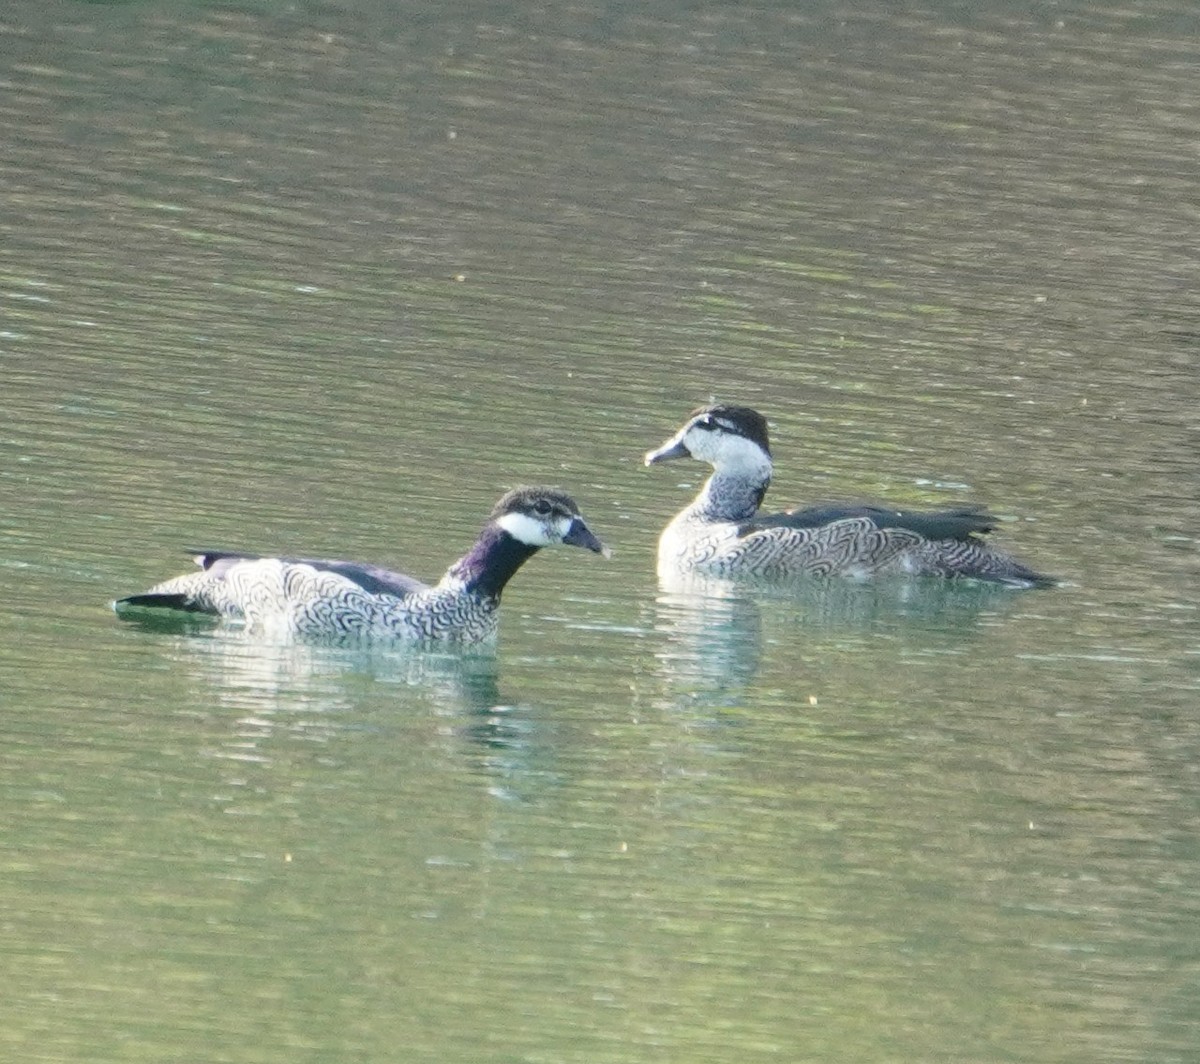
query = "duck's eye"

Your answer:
(533, 500), (552, 515)
(697, 416), (716, 430)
